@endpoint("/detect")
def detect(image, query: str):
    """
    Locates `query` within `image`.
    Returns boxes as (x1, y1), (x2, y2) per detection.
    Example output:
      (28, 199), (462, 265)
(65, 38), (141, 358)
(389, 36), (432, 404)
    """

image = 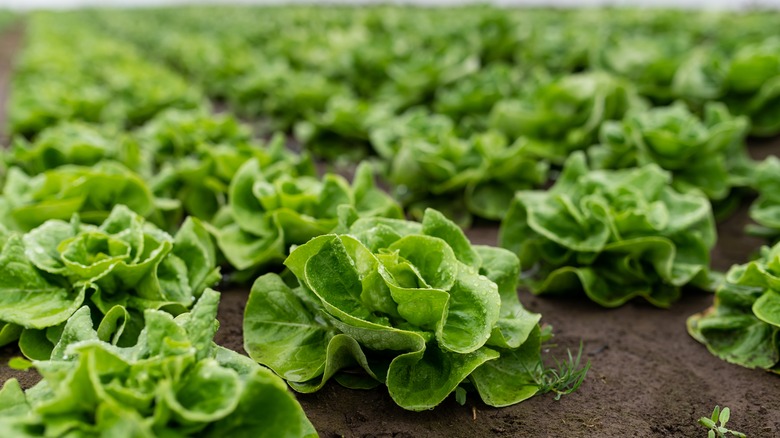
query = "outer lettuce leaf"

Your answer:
(475, 246), (541, 350)
(588, 101), (752, 201)
(243, 274), (335, 383)
(214, 158), (402, 273)
(0, 235), (83, 333)
(470, 326), (543, 407)
(0, 290), (316, 437)
(0, 205), (220, 358)
(500, 152), (715, 307)
(244, 209), (544, 410)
